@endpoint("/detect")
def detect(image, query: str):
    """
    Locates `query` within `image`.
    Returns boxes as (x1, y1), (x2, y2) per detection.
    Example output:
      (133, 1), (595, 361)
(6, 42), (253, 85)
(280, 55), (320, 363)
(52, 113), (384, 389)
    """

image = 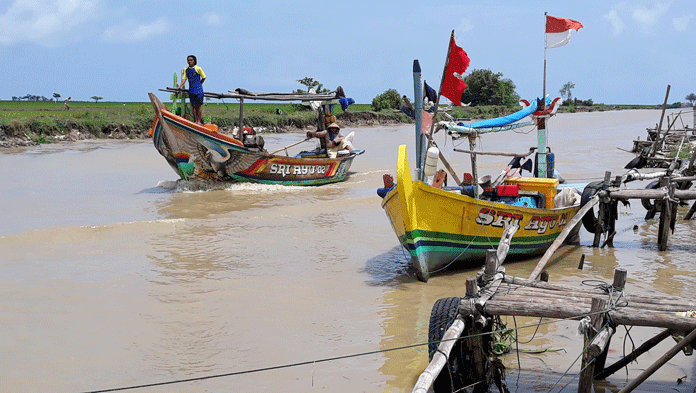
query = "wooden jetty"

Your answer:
(628, 85), (696, 169)
(414, 251), (696, 393)
(583, 170), (696, 251)
(414, 86), (696, 392)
